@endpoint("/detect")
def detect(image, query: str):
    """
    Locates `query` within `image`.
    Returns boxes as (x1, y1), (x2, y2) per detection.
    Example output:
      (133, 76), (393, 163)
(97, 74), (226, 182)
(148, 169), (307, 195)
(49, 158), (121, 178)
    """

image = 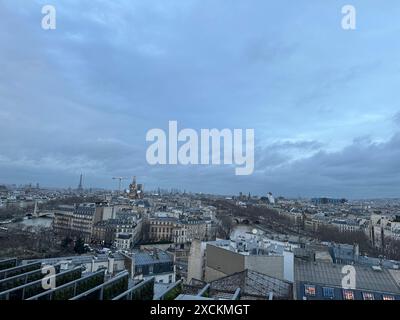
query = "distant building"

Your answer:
(181, 217), (212, 242)
(331, 219), (360, 232)
(77, 173), (83, 192)
(311, 198), (347, 205)
(267, 192), (275, 204)
(128, 176), (144, 200)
